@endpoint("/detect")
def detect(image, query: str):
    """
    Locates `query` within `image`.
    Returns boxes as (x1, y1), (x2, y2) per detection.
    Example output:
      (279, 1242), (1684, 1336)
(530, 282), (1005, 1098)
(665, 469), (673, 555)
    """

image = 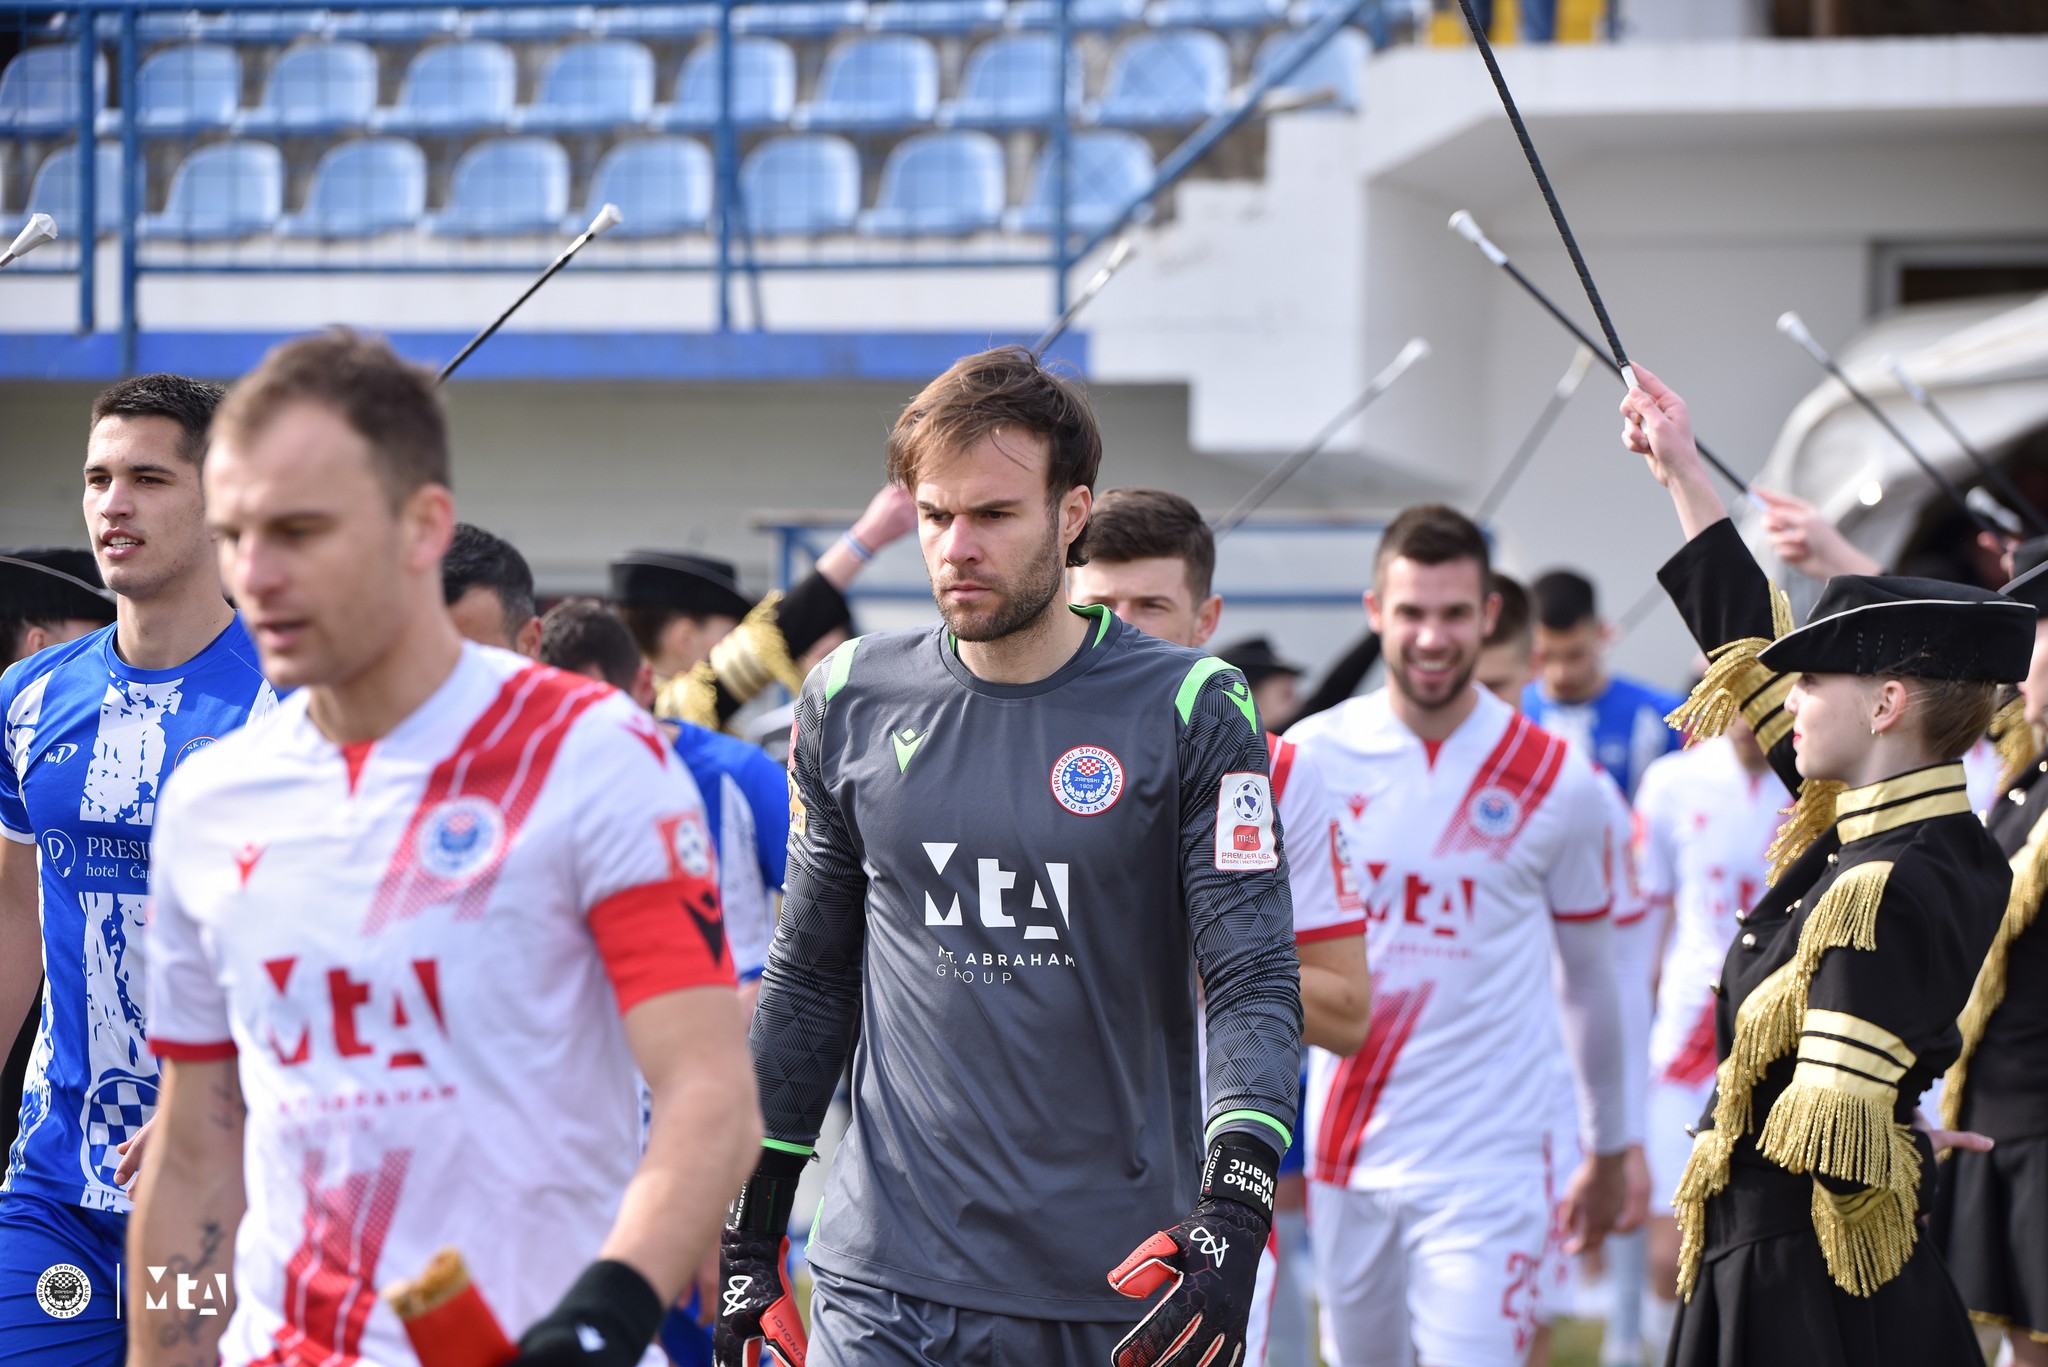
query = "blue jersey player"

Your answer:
(1520, 567), (1684, 799)
(0, 376), (275, 1364)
